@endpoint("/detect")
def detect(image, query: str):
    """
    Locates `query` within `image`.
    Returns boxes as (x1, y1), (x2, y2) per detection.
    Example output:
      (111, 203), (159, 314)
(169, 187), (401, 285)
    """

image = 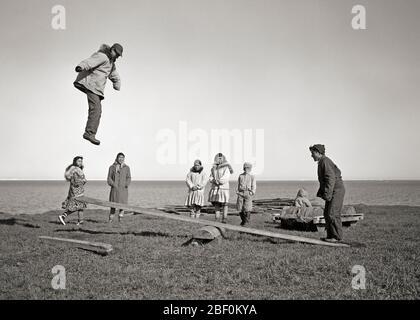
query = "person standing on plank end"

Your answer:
(107, 152), (131, 222)
(59, 156), (87, 226)
(309, 144), (345, 243)
(74, 43), (123, 145)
